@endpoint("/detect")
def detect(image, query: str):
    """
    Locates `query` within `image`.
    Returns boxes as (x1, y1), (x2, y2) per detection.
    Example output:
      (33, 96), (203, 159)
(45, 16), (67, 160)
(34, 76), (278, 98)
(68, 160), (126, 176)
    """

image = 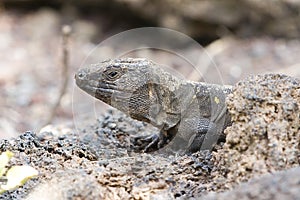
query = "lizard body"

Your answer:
(75, 58), (232, 153)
